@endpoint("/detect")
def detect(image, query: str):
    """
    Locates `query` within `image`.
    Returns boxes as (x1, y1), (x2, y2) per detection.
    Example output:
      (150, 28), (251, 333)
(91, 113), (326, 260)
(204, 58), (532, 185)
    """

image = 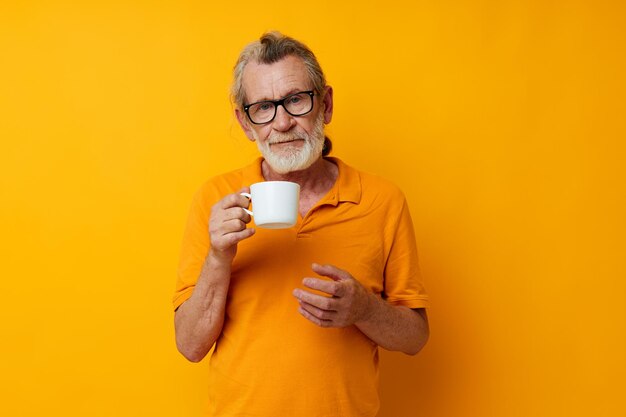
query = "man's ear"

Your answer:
(235, 108), (256, 141)
(322, 86), (334, 124)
